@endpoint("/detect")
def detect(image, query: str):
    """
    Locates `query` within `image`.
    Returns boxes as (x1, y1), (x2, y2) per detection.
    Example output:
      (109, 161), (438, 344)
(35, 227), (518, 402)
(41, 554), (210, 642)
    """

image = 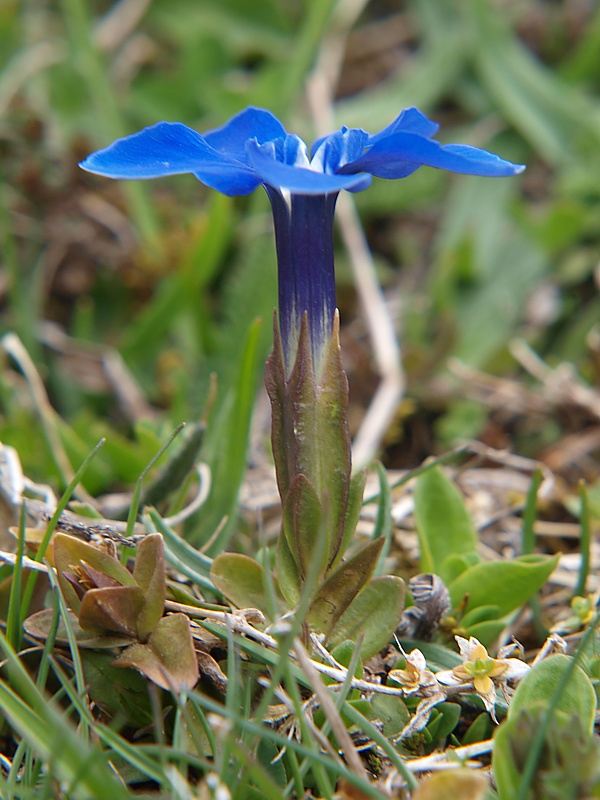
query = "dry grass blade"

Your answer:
(293, 638), (368, 780)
